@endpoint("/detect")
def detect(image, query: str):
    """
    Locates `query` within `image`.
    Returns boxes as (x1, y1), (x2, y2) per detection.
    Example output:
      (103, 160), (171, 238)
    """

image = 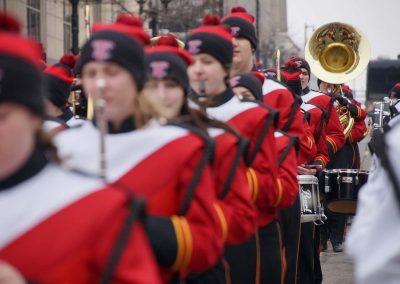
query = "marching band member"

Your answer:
(278, 66), (329, 168)
(230, 71), (299, 210)
(222, 7), (316, 165)
(279, 65), (328, 284)
(347, 118), (400, 284)
(318, 81), (367, 169)
(43, 54), (82, 134)
(55, 15), (224, 283)
(186, 15), (286, 284)
(230, 71), (300, 284)
(143, 34), (257, 282)
(317, 81), (367, 255)
(0, 12), (161, 283)
(266, 64), (326, 284)
(285, 56), (346, 160)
